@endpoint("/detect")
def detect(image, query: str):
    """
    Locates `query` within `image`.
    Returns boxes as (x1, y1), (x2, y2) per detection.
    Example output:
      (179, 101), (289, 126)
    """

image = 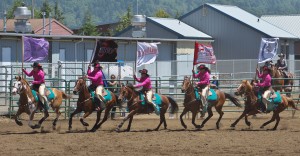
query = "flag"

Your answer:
(258, 38), (279, 63)
(136, 42), (160, 67)
(193, 42), (216, 65)
(23, 36), (49, 62)
(100, 70), (108, 88)
(91, 39), (118, 63)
